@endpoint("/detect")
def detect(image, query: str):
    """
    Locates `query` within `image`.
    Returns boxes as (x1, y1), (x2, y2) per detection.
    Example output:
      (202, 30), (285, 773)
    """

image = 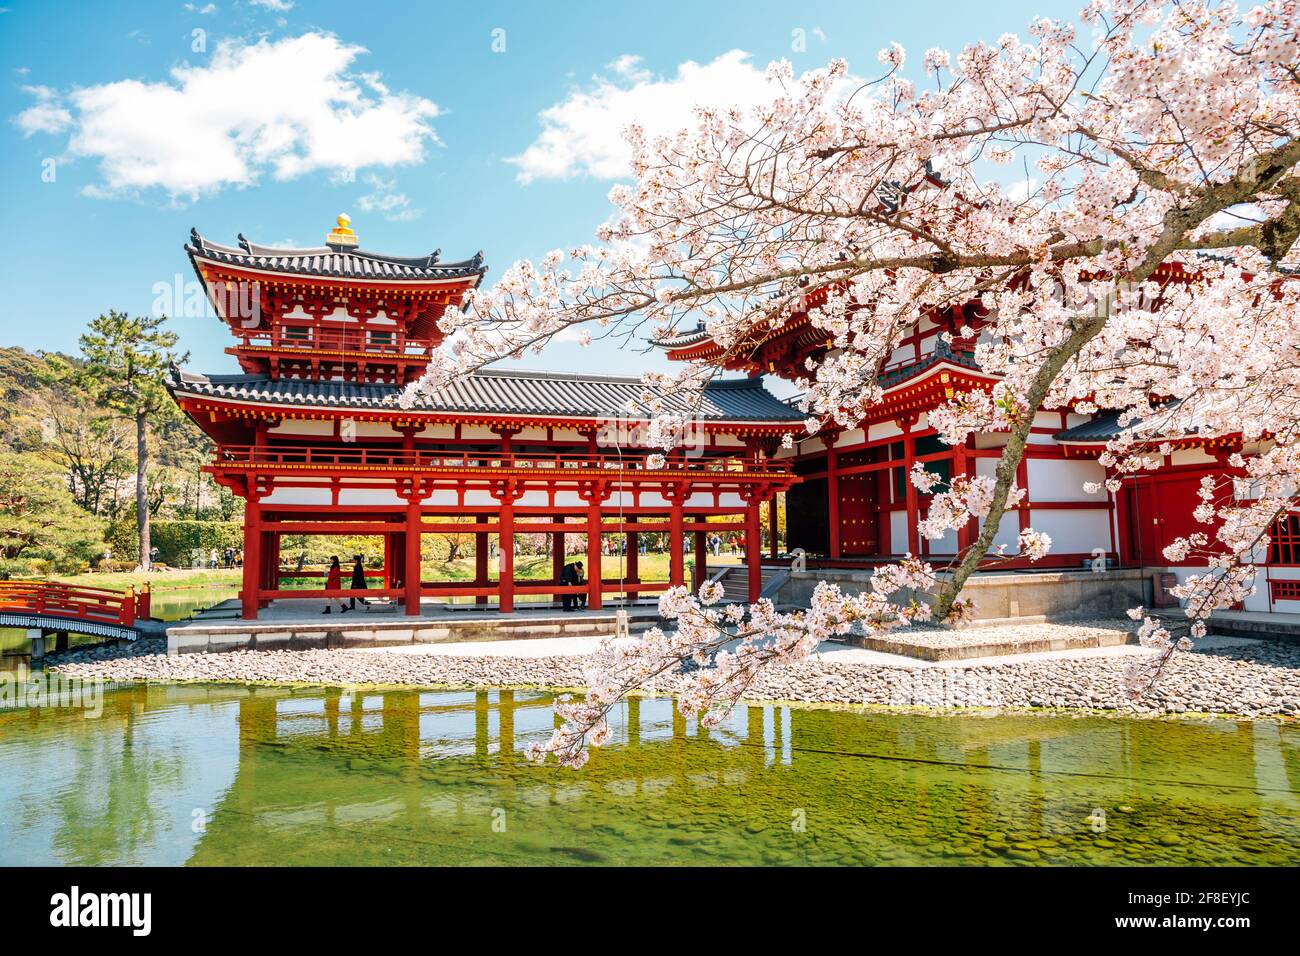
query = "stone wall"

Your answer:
(780, 567), (1152, 623)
